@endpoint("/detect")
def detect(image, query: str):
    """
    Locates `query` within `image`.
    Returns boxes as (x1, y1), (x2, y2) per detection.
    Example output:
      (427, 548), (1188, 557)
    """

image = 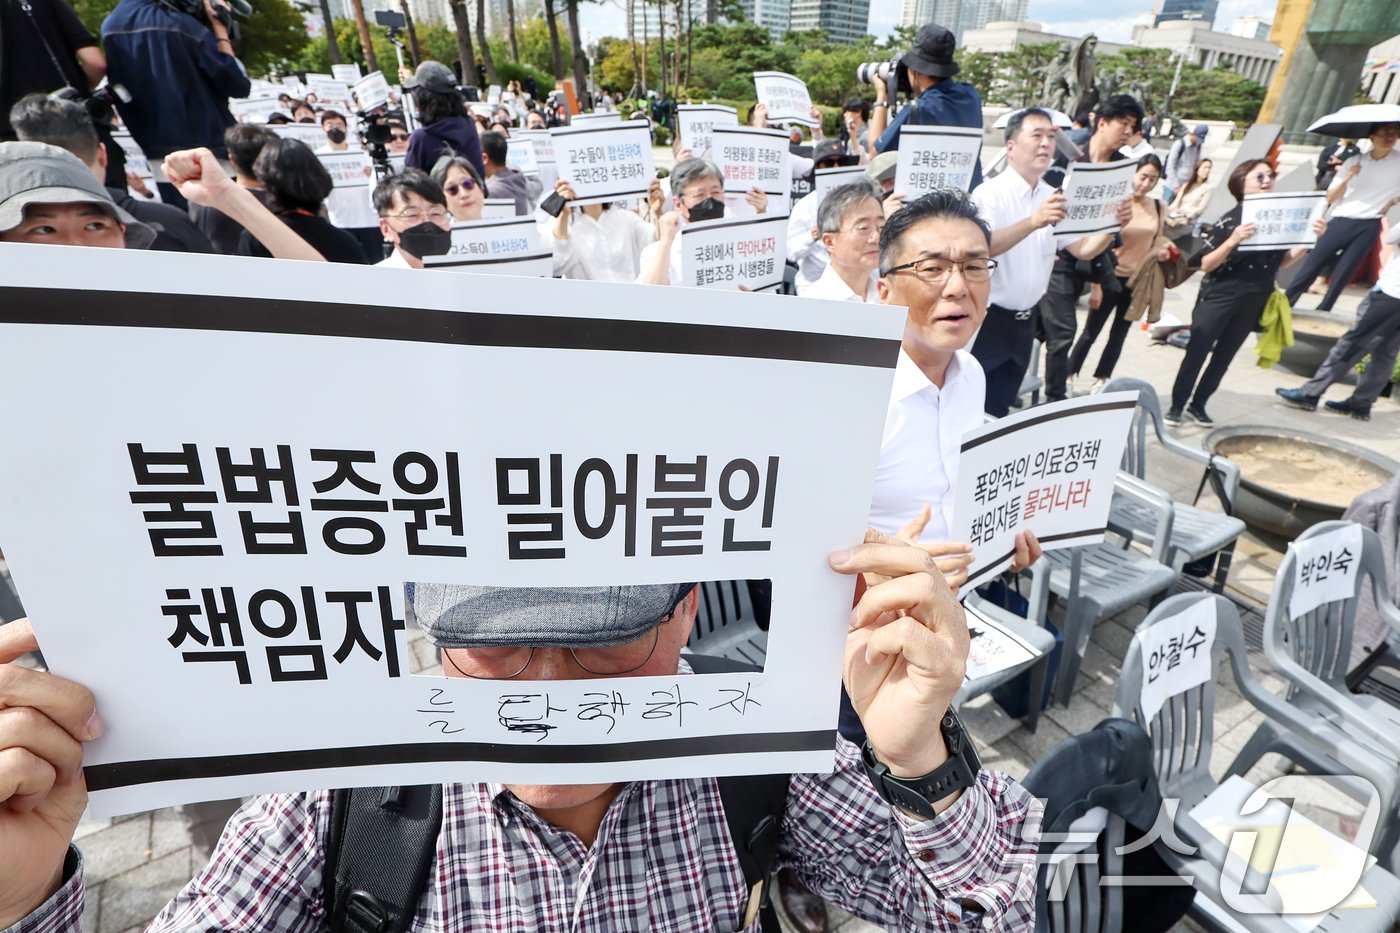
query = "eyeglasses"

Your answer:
(841, 220), (884, 240)
(389, 208), (451, 225)
(440, 608), (677, 679)
(1250, 170), (1278, 184)
(444, 179), (476, 195)
(390, 131), (410, 141)
(816, 158), (845, 170)
(881, 256), (997, 283)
